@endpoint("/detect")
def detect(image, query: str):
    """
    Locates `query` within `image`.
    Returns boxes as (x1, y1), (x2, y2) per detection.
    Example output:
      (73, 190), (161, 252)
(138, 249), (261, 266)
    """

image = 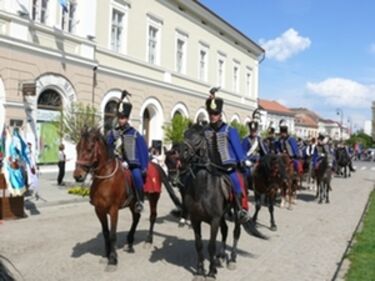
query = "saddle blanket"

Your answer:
(144, 163), (162, 193)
